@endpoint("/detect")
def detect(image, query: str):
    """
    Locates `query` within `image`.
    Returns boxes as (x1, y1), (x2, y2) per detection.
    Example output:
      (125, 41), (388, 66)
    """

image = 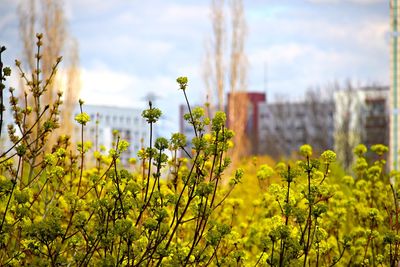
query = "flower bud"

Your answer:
(36, 33), (43, 39)
(176, 76), (188, 90)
